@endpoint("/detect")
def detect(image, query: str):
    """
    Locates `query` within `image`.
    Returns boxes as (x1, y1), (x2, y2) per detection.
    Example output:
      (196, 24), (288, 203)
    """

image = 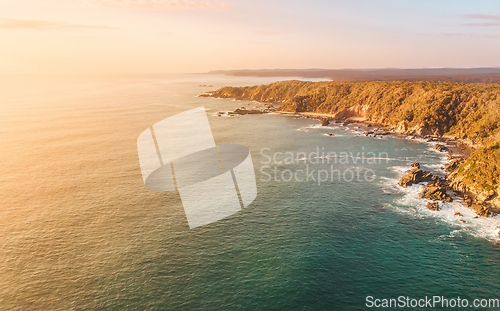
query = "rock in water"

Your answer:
(321, 119), (330, 126)
(427, 202), (440, 211)
(420, 185), (448, 201)
(398, 168), (439, 188)
(399, 164), (454, 202)
(433, 144), (449, 152)
(470, 203), (490, 217)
